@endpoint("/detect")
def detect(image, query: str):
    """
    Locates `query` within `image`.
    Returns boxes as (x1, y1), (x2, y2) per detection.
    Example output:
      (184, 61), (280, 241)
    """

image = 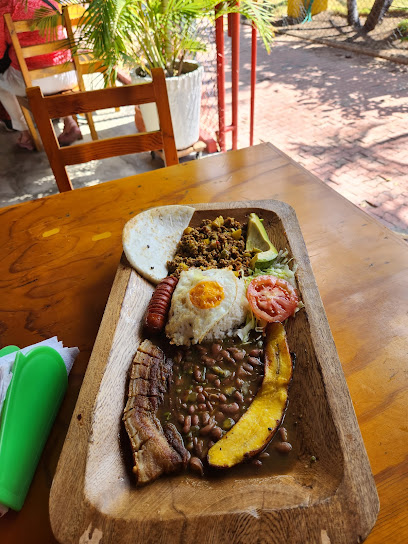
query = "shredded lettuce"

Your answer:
(247, 249), (297, 287)
(236, 249), (300, 341)
(236, 308), (267, 343)
(236, 311), (256, 342)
